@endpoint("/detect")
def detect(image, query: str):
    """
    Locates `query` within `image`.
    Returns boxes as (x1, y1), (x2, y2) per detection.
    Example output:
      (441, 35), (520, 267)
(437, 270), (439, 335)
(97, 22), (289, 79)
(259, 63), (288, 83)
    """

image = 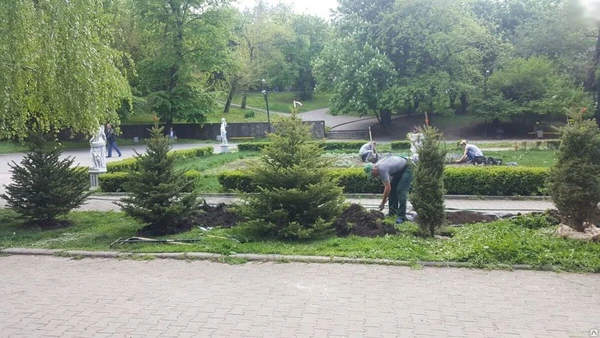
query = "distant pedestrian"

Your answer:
(168, 127), (177, 141)
(359, 141), (378, 163)
(105, 123), (122, 158)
